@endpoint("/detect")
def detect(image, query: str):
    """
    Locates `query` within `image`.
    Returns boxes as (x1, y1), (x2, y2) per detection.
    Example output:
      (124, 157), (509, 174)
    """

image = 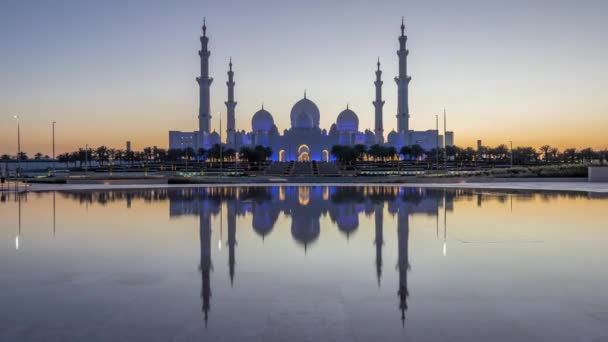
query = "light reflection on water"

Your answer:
(0, 186), (607, 341)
